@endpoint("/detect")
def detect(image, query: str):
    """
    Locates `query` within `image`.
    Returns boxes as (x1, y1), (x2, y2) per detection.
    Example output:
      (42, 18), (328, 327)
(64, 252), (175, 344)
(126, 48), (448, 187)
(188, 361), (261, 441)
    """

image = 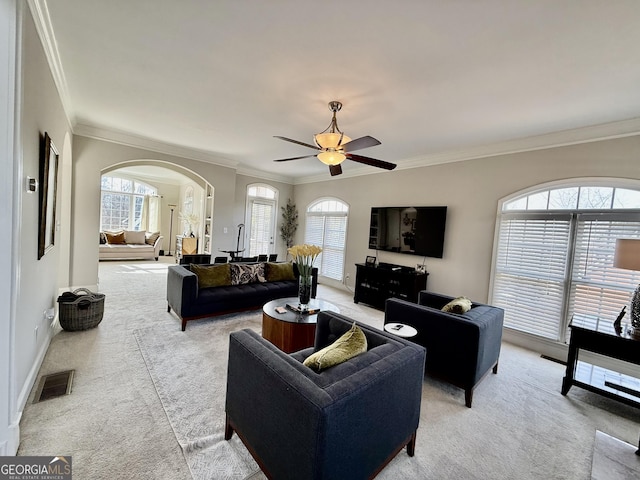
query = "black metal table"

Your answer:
(561, 317), (640, 454)
(562, 318), (640, 407)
